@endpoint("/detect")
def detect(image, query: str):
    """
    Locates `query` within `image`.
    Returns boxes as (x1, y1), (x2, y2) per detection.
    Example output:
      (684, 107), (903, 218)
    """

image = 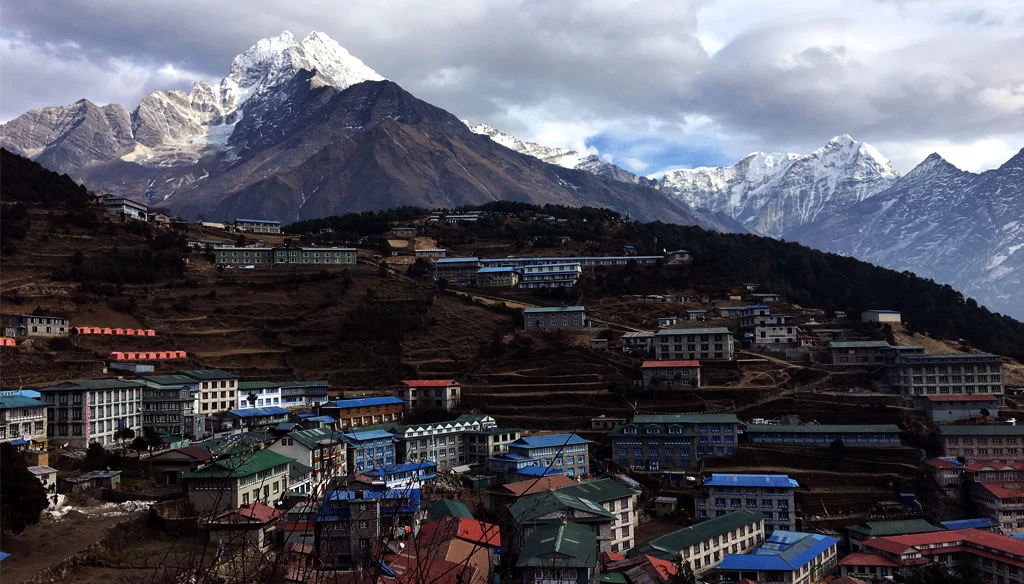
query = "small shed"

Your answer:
(653, 496), (678, 517)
